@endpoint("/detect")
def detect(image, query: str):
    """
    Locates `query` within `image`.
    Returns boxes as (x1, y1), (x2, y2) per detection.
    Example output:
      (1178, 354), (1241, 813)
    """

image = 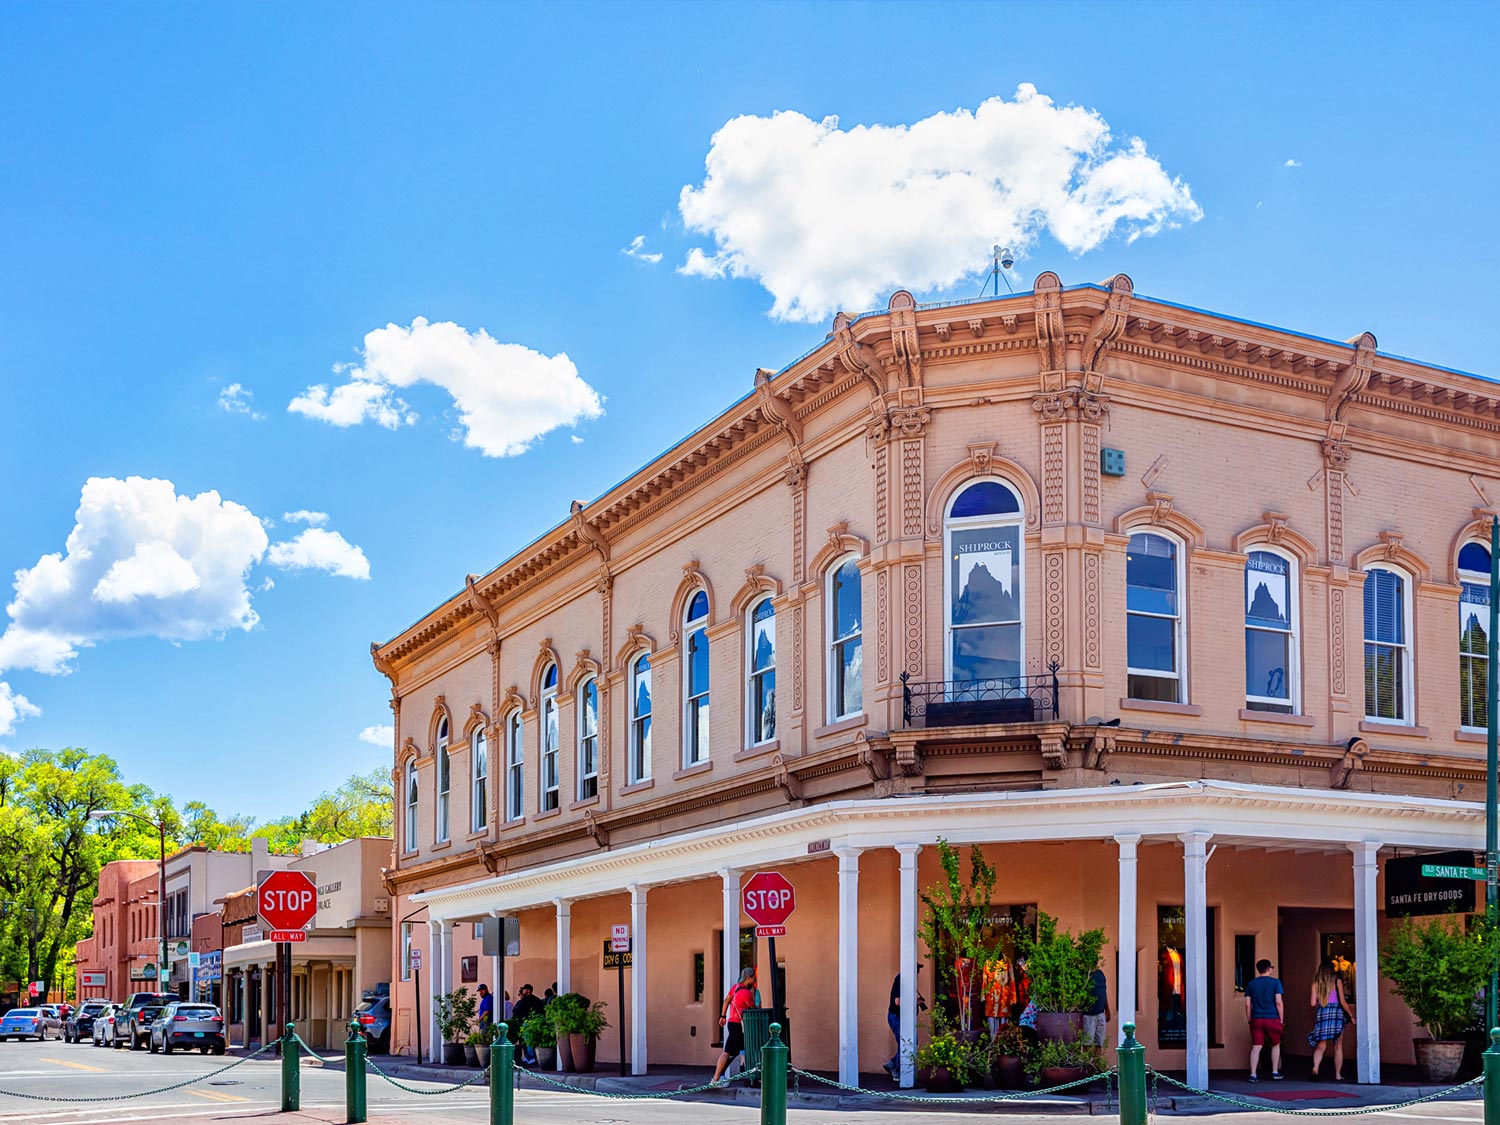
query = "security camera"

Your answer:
(998, 246), (1015, 270)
